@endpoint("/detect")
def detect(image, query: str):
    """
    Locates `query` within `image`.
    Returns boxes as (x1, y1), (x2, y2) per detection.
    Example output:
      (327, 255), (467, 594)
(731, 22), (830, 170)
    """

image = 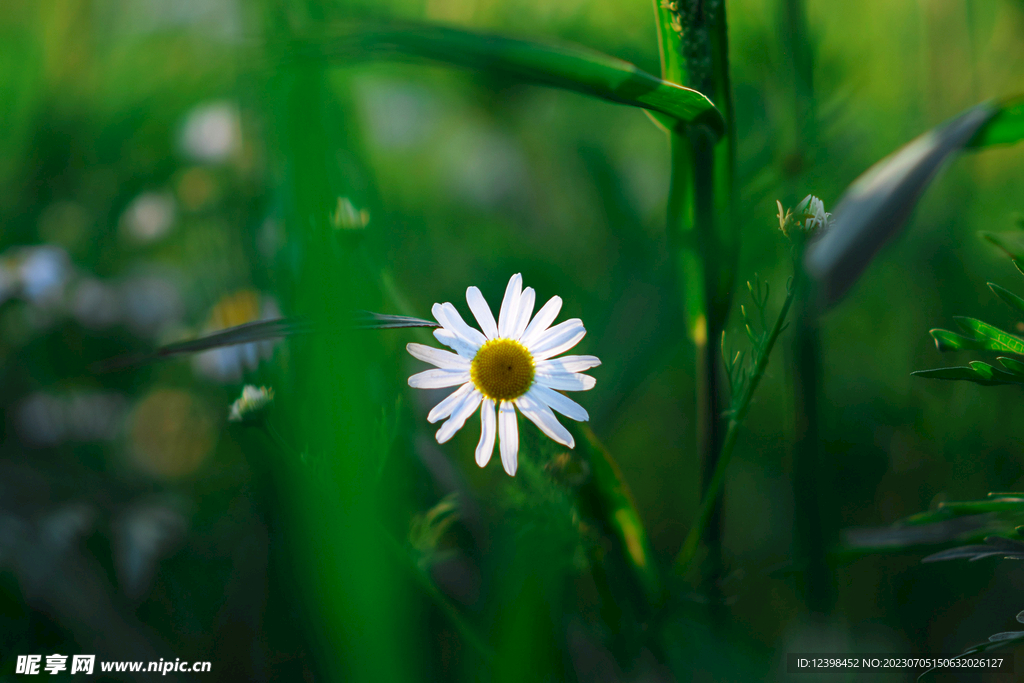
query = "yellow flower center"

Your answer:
(470, 338), (535, 401)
